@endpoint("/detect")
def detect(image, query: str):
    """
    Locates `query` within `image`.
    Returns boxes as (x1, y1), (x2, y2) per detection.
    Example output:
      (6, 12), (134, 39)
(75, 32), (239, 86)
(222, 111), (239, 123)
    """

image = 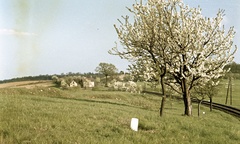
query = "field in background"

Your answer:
(142, 79), (240, 108)
(0, 81), (240, 143)
(0, 80), (54, 89)
(214, 79), (240, 108)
